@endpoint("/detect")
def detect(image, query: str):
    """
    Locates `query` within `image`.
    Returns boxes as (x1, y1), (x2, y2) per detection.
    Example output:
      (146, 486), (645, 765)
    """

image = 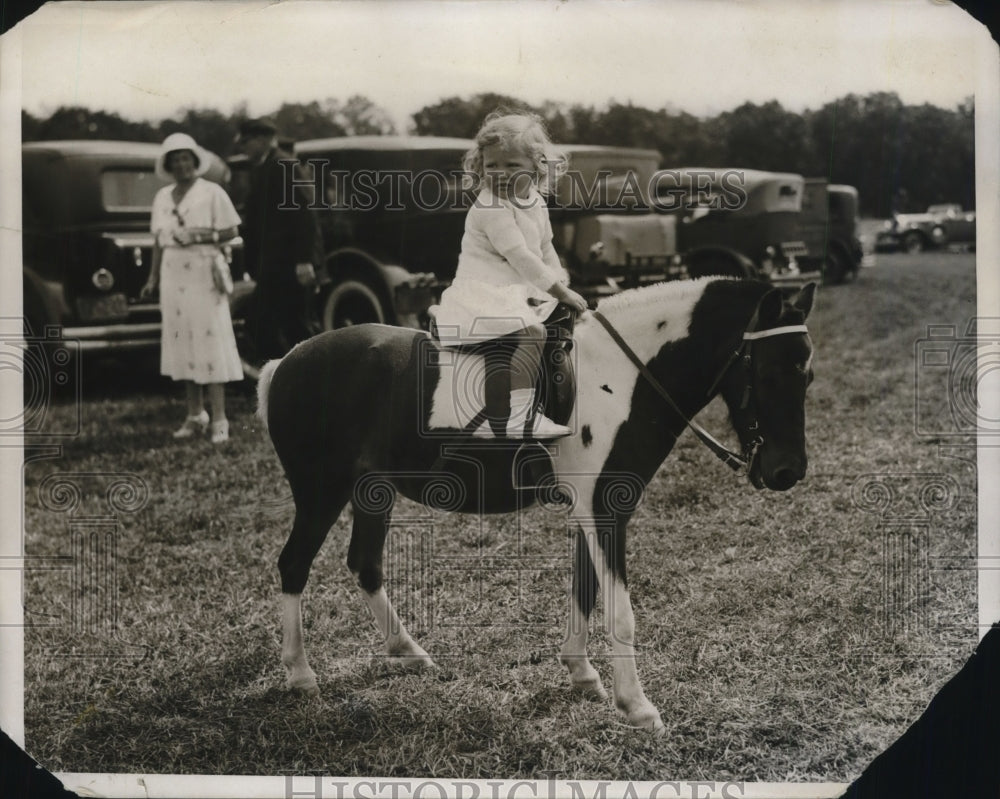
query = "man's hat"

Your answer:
(238, 118), (278, 141)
